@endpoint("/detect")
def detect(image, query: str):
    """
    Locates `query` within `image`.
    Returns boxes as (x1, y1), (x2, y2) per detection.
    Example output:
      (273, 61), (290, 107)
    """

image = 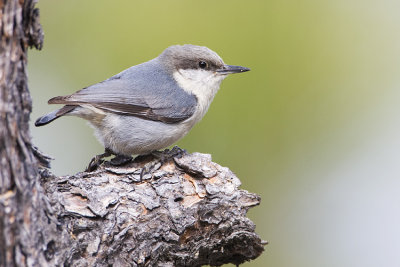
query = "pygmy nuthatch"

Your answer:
(35, 44), (250, 169)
